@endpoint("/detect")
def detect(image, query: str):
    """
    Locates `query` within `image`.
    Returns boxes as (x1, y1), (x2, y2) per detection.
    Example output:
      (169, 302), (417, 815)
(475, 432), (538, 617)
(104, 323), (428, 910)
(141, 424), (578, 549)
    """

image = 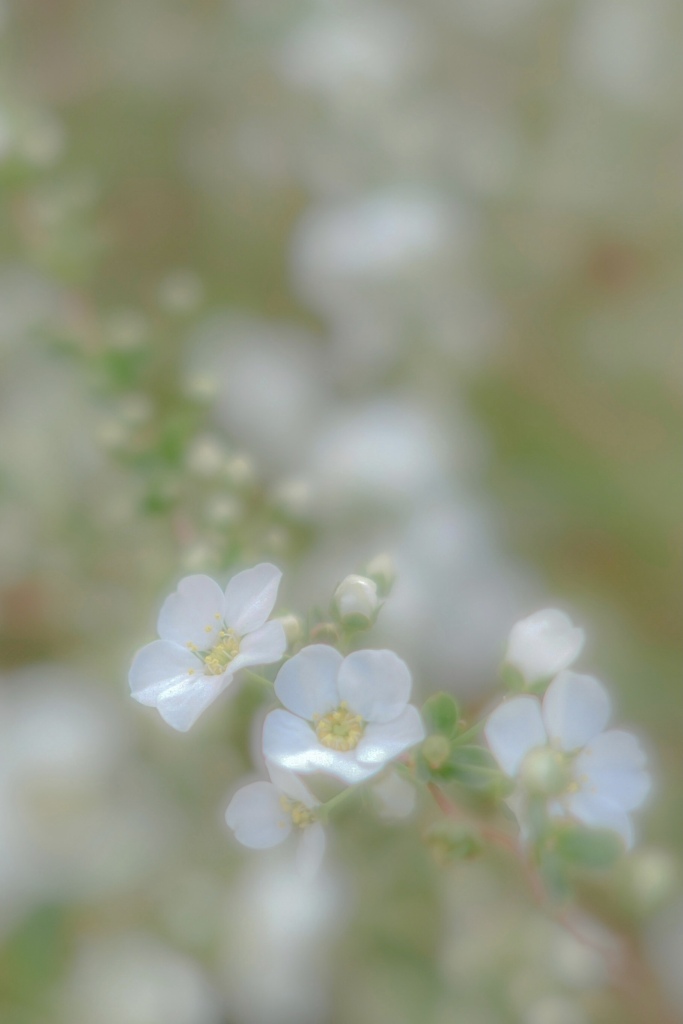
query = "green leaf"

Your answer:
(554, 826), (624, 869)
(422, 692), (460, 737)
(439, 745), (503, 789)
